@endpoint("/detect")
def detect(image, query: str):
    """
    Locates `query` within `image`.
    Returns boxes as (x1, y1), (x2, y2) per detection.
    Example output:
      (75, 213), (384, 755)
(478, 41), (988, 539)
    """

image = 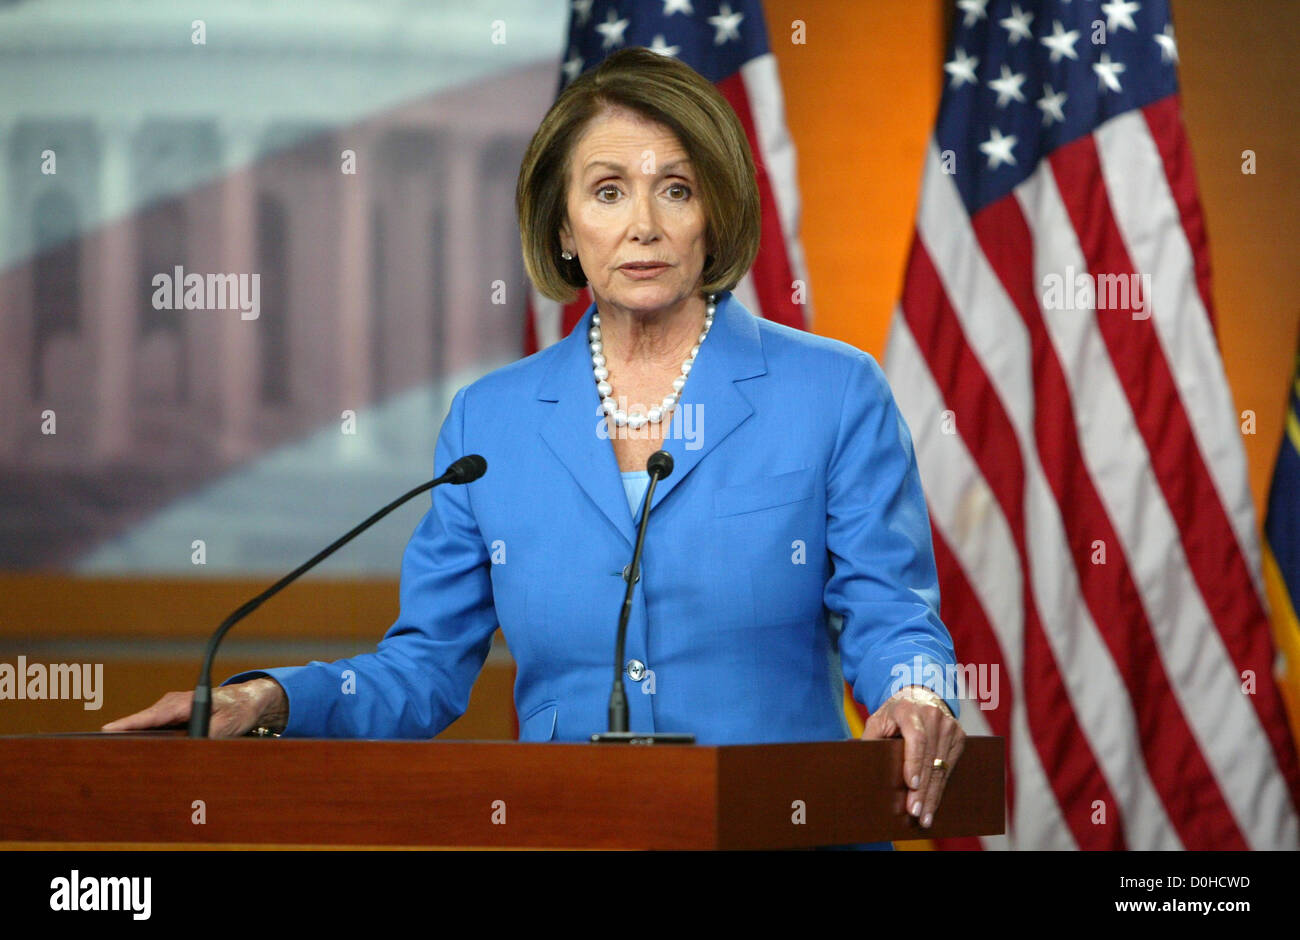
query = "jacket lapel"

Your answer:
(535, 291), (767, 547)
(646, 293), (766, 512)
(536, 306), (639, 548)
